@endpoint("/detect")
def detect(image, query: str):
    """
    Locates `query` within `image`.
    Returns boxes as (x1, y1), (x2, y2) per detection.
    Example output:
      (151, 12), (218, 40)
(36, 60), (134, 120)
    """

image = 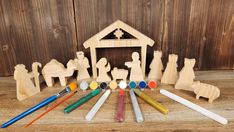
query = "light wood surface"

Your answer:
(0, 70), (234, 131)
